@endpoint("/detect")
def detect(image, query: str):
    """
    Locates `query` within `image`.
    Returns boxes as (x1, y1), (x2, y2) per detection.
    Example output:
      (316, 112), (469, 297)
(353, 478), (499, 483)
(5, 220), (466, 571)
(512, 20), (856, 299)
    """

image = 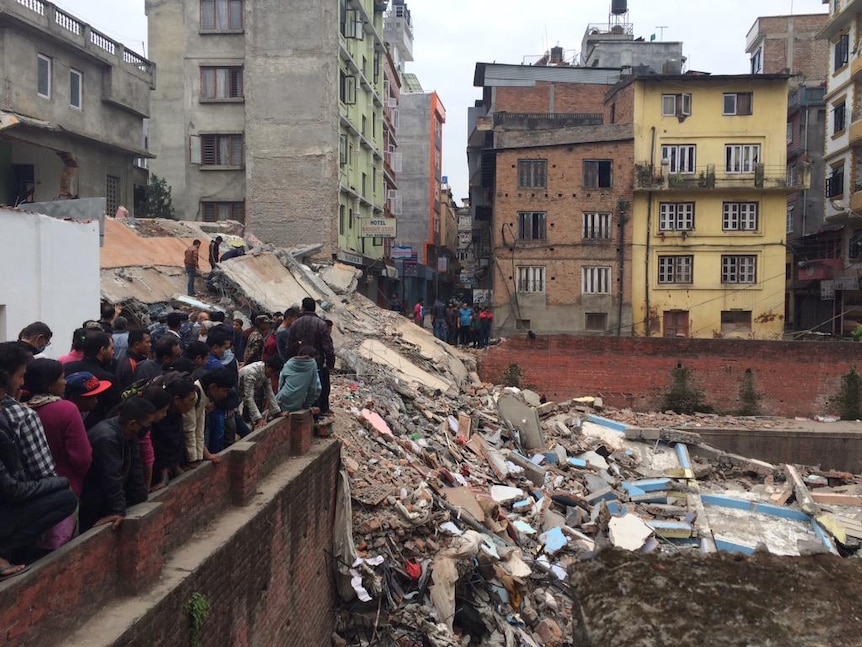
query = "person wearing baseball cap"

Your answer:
(65, 372), (112, 423)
